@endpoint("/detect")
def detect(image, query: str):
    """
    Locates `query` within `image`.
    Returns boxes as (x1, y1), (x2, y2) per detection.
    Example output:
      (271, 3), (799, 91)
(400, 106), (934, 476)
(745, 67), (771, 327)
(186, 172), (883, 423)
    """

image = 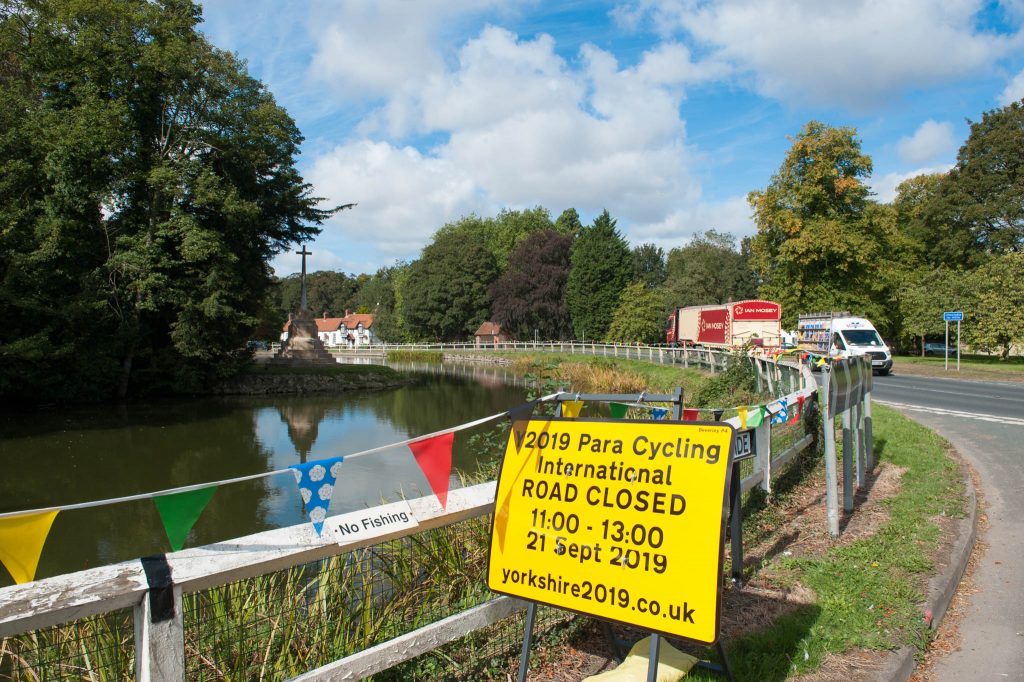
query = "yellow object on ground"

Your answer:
(584, 636), (698, 681)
